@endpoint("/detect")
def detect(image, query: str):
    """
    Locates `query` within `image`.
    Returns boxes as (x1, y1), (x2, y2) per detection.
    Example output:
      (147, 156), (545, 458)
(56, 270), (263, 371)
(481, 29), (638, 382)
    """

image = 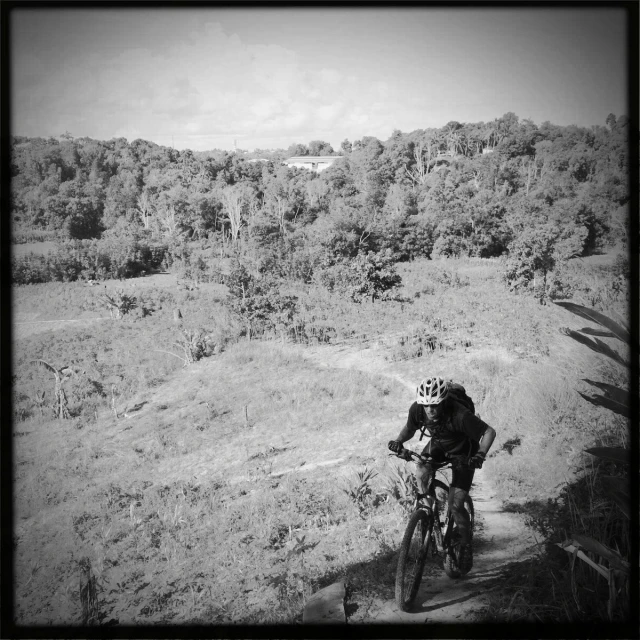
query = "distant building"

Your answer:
(283, 156), (344, 172)
(247, 158), (269, 163)
(482, 148), (494, 155)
